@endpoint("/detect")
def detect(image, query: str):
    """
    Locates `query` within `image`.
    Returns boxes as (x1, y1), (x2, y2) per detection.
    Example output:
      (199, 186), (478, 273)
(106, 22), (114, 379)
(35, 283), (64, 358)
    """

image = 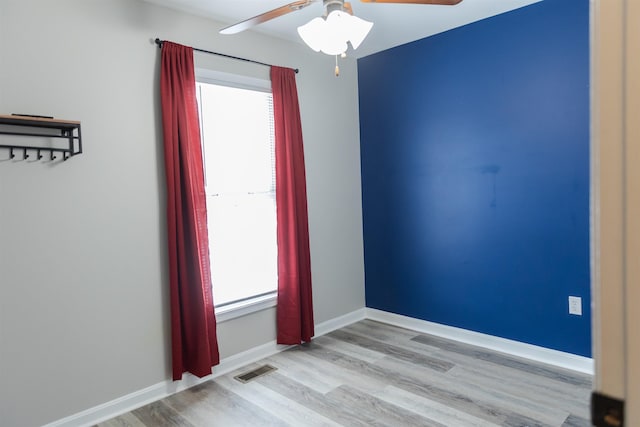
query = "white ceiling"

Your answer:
(143, 0), (542, 58)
